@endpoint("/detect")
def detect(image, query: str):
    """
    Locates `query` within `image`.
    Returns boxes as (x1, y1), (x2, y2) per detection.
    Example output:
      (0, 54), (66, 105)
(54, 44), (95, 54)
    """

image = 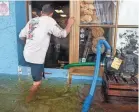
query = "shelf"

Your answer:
(117, 25), (139, 28)
(79, 24), (115, 28)
(79, 24), (139, 28)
